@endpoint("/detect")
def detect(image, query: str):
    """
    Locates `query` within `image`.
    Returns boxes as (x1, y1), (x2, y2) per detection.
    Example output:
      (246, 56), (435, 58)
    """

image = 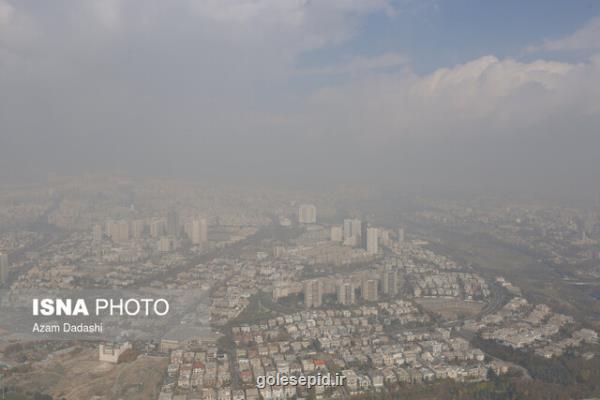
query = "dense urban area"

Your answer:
(1, 176), (600, 400)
